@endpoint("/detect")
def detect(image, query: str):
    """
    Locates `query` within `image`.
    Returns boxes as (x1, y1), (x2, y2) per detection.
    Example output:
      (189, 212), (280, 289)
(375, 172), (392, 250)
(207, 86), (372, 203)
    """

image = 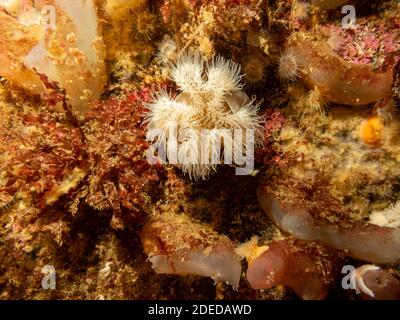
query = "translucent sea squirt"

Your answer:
(141, 213), (242, 288)
(286, 32), (393, 106)
(0, 0), (106, 113)
(241, 238), (341, 300)
(258, 187), (400, 264)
